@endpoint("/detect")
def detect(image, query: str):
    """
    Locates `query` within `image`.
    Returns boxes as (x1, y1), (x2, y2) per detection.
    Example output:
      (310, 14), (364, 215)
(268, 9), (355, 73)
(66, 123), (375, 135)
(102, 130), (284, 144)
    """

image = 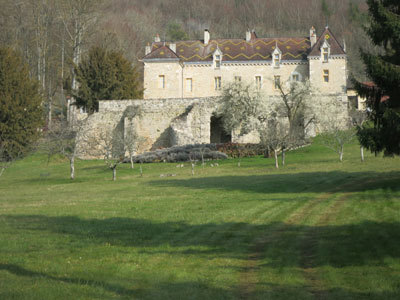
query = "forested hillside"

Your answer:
(0, 0), (372, 119)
